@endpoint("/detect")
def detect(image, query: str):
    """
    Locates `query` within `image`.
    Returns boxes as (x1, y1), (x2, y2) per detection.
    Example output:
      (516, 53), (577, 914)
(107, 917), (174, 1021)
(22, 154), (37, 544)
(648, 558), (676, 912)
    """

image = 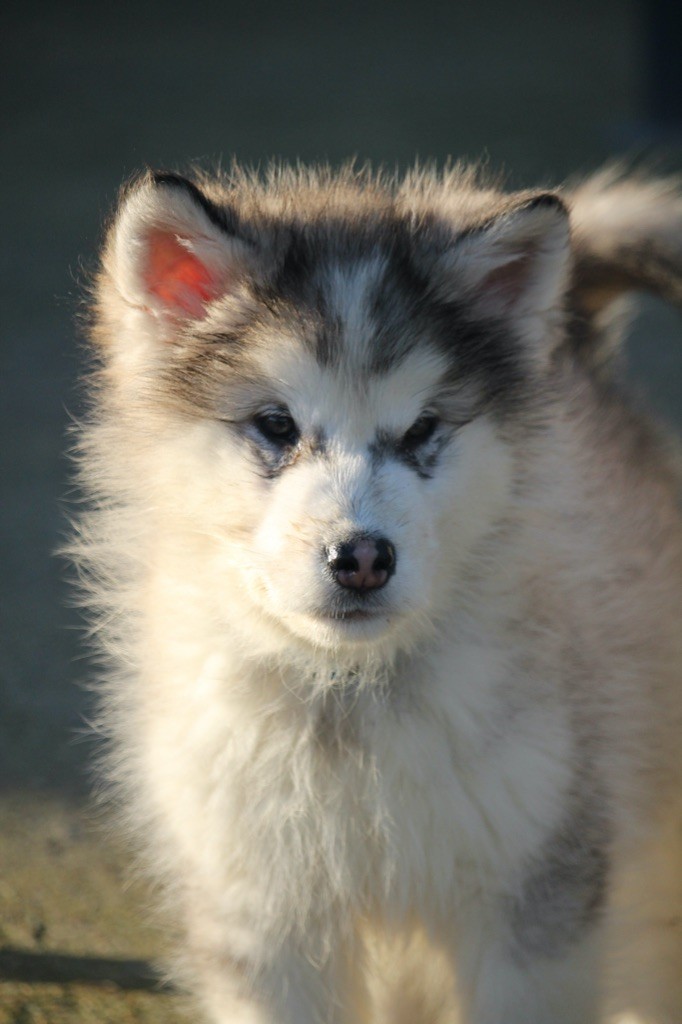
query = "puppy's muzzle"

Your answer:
(325, 536), (396, 591)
